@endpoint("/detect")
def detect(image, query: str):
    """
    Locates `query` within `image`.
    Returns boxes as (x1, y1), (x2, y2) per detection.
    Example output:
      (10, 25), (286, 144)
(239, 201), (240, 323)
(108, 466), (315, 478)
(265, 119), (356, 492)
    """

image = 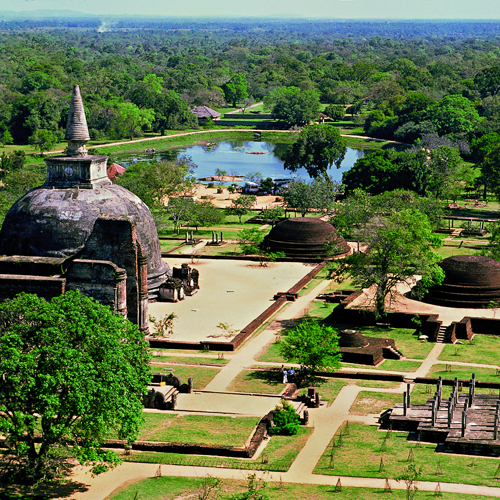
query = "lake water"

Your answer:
(118, 140), (365, 184)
